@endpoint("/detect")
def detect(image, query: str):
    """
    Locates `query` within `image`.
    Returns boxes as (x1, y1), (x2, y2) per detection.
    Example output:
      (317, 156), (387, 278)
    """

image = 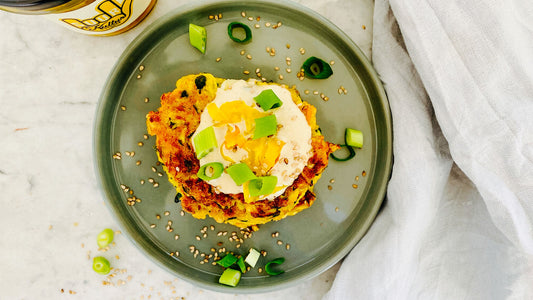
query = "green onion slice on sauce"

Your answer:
(197, 162), (224, 181)
(253, 115), (278, 139)
(253, 89), (283, 111)
(226, 163), (256, 186)
(193, 126), (217, 159)
(248, 176), (278, 197)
